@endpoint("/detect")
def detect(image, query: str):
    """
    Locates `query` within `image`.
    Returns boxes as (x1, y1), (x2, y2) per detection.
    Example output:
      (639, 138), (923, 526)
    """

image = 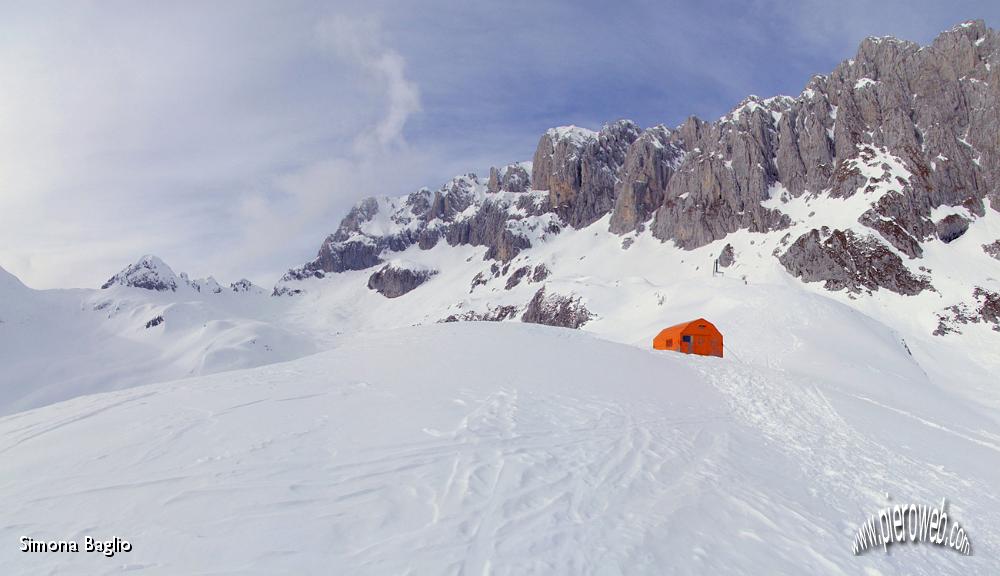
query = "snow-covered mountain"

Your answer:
(262, 21), (1000, 403)
(2, 19), (1000, 574)
(3, 22), (995, 414)
(275, 21), (999, 336)
(0, 257), (314, 415)
(101, 254), (267, 296)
